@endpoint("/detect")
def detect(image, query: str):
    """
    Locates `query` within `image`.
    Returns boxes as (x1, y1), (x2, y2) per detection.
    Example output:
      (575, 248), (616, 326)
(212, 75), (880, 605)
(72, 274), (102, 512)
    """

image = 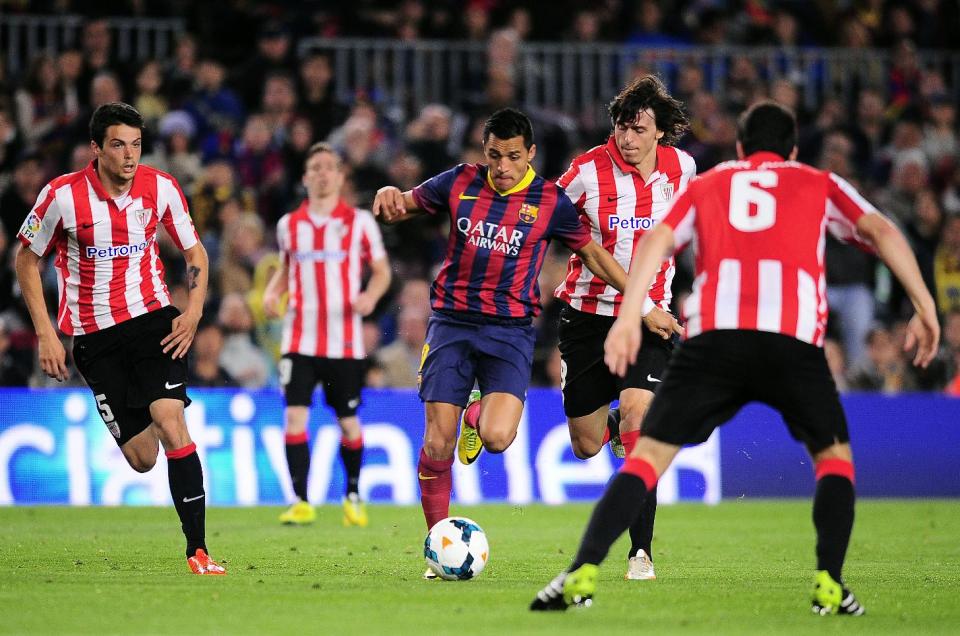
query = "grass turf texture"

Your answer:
(1, 501), (958, 635)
